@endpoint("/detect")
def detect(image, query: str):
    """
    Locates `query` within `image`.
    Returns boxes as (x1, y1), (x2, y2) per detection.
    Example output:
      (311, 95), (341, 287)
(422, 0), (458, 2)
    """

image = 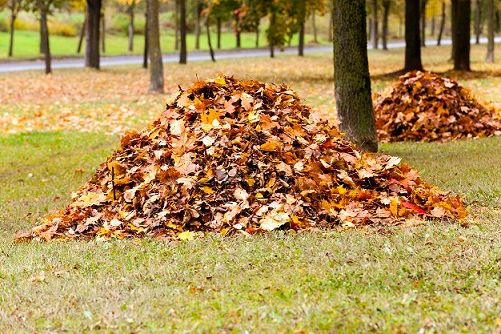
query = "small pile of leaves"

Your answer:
(375, 71), (501, 142)
(16, 76), (467, 241)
